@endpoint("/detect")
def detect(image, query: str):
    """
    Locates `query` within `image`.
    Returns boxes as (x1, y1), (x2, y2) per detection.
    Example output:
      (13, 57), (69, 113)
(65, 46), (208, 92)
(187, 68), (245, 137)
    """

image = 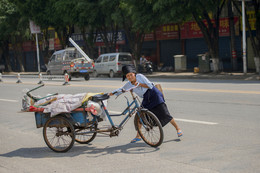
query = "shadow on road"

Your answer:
(0, 142), (160, 158)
